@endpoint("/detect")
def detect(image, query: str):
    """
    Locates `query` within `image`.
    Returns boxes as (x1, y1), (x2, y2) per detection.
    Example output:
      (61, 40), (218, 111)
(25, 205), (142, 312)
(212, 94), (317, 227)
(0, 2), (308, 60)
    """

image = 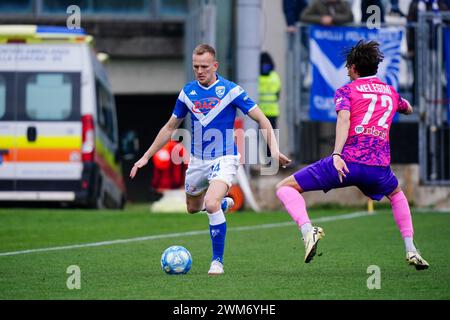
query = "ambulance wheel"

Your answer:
(118, 195), (126, 210)
(88, 176), (105, 209)
(95, 184), (106, 209)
